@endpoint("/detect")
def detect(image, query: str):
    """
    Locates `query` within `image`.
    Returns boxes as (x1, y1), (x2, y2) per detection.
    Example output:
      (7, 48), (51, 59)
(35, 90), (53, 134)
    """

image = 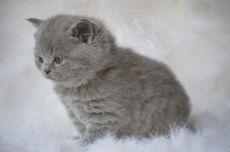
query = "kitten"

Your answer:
(27, 14), (191, 144)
